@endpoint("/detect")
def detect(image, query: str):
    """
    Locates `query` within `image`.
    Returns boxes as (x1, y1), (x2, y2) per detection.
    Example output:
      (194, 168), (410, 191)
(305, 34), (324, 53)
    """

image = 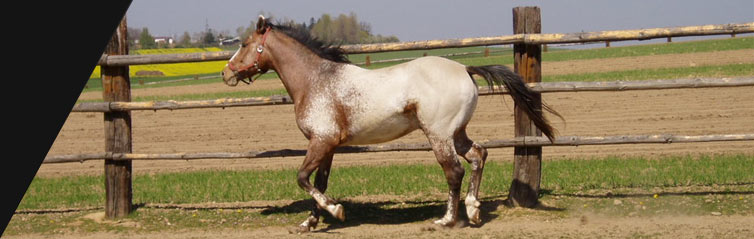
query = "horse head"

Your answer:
(222, 15), (273, 86)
